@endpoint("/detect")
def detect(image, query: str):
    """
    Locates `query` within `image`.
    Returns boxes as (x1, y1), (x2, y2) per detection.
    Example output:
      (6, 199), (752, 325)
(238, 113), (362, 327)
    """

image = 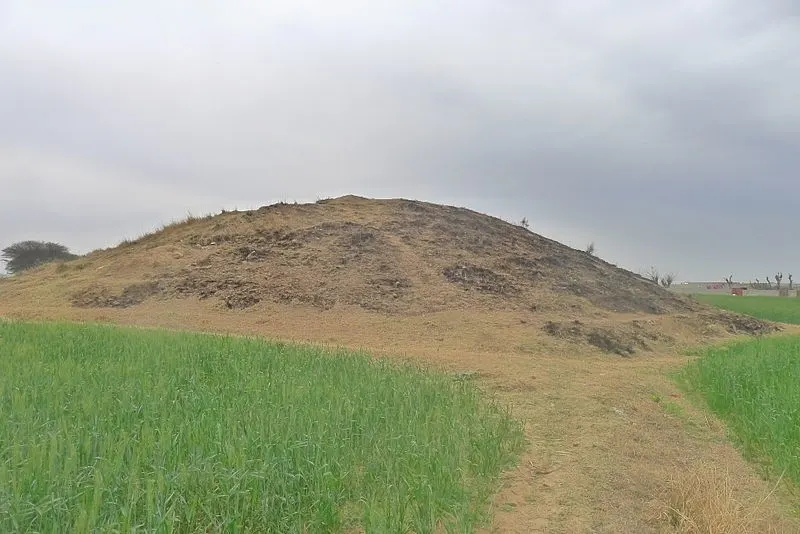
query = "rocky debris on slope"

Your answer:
(442, 264), (516, 295)
(543, 319), (675, 356)
(708, 310), (780, 336)
(71, 282), (164, 309)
